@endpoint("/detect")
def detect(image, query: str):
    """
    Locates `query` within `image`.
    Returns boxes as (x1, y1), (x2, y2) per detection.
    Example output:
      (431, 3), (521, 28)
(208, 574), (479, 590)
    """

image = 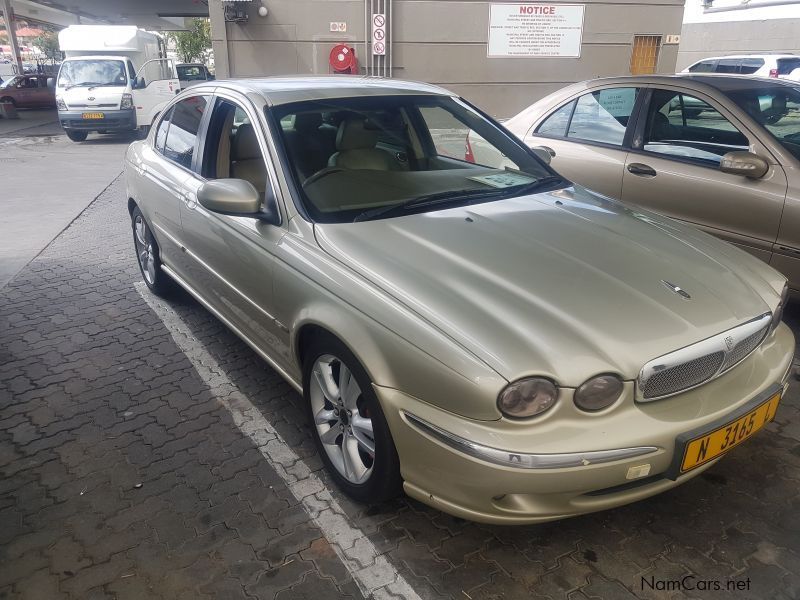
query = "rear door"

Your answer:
(523, 86), (643, 199)
(620, 86), (787, 262)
